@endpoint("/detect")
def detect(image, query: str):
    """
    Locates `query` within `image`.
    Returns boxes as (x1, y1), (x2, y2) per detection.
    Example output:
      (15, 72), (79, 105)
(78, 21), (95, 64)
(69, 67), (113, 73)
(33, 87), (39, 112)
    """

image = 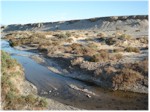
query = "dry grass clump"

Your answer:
(65, 43), (97, 57)
(6, 32), (47, 47)
(105, 37), (117, 45)
(114, 53), (123, 60)
(1, 51), (47, 110)
(65, 38), (73, 43)
(111, 59), (148, 89)
(124, 58), (148, 76)
(32, 32), (46, 38)
(53, 33), (68, 38)
(70, 43), (83, 50)
(92, 59), (147, 90)
(118, 34), (131, 40)
(97, 32), (106, 38)
(53, 32), (72, 39)
(94, 68), (103, 77)
(90, 50), (109, 62)
(113, 48), (124, 53)
(94, 66), (116, 80)
(87, 42), (98, 50)
(89, 50), (122, 62)
(112, 68), (144, 89)
(124, 47), (140, 53)
(137, 37), (148, 44)
(70, 43), (84, 55)
(71, 57), (84, 66)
